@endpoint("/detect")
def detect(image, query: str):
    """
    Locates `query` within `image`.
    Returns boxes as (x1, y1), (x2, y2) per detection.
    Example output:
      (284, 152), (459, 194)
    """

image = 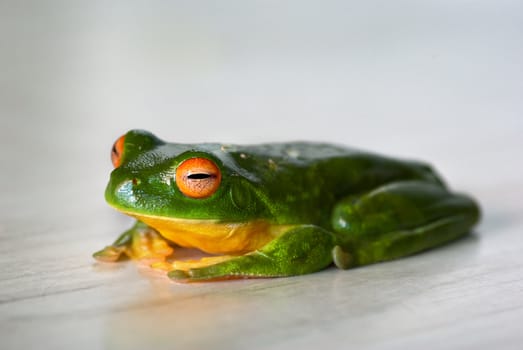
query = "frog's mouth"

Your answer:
(119, 210), (292, 255)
